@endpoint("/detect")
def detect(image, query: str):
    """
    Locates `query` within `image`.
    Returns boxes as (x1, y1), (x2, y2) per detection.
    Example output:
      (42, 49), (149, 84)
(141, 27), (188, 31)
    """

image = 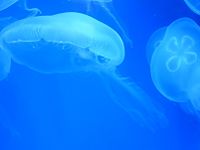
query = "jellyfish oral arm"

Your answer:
(98, 70), (167, 129)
